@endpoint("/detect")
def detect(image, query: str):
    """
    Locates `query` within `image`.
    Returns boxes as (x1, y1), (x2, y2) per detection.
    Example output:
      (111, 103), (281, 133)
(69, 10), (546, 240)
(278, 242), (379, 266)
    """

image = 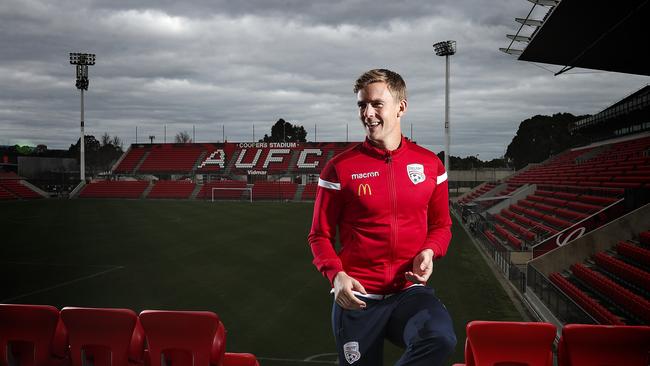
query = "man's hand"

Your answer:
(405, 249), (434, 284)
(333, 271), (367, 310)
